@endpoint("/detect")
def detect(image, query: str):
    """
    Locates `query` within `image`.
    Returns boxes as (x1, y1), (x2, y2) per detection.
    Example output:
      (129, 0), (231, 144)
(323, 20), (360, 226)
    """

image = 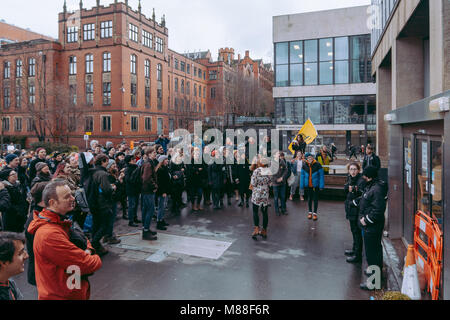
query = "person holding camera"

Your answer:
(344, 162), (366, 264)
